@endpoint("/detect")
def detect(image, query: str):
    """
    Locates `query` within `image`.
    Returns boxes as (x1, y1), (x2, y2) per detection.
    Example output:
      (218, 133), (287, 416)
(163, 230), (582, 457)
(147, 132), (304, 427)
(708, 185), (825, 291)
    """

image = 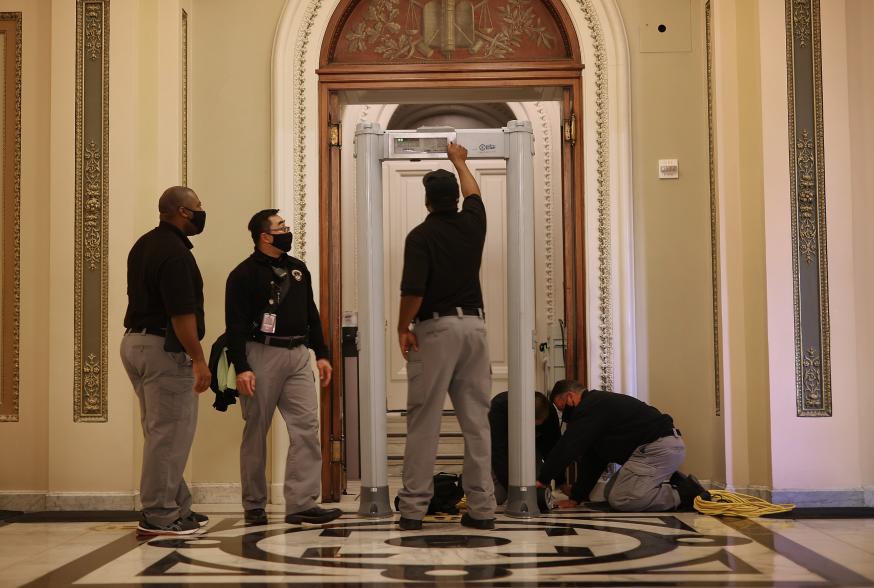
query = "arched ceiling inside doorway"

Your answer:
(387, 102), (516, 129)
